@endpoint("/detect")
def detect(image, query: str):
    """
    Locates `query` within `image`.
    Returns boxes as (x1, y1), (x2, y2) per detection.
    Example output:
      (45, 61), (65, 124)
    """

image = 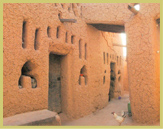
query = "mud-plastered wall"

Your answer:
(123, 57), (128, 91)
(3, 3), (50, 117)
(125, 3), (160, 124)
(81, 3), (131, 25)
(3, 3), (126, 119)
